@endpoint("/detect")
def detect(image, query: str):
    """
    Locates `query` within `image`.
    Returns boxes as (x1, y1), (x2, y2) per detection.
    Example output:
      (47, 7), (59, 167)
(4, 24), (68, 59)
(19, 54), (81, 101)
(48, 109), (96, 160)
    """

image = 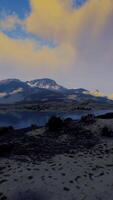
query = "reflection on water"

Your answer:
(0, 111), (56, 128)
(0, 109), (113, 129)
